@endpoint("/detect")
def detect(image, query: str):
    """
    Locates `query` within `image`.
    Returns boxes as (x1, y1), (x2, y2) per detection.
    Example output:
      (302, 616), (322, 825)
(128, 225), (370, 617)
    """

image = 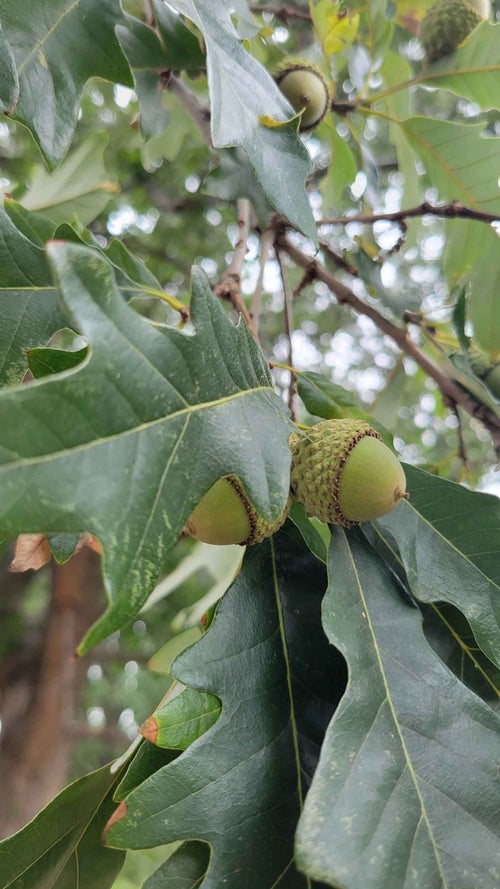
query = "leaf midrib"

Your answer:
(17, 0), (81, 75)
(348, 545), (449, 888)
(0, 386), (272, 472)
